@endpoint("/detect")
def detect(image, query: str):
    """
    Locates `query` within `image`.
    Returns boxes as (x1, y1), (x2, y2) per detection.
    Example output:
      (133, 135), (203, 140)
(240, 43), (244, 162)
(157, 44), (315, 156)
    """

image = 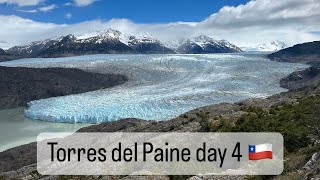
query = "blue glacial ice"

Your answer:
(0, 53), (308, 123)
